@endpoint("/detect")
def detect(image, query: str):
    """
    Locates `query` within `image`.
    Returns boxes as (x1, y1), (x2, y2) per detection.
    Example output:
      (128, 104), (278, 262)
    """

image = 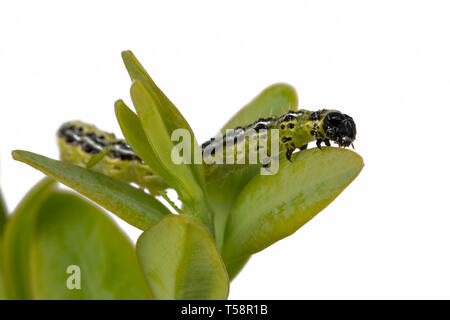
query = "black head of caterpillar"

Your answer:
(321, 111), (356, 147)
(301, 109), (356, 149)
